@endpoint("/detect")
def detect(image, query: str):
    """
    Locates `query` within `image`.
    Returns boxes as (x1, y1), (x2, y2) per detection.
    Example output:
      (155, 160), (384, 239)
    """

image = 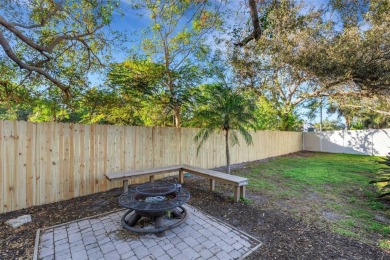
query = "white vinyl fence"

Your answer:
(303, 129), (390, 156)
